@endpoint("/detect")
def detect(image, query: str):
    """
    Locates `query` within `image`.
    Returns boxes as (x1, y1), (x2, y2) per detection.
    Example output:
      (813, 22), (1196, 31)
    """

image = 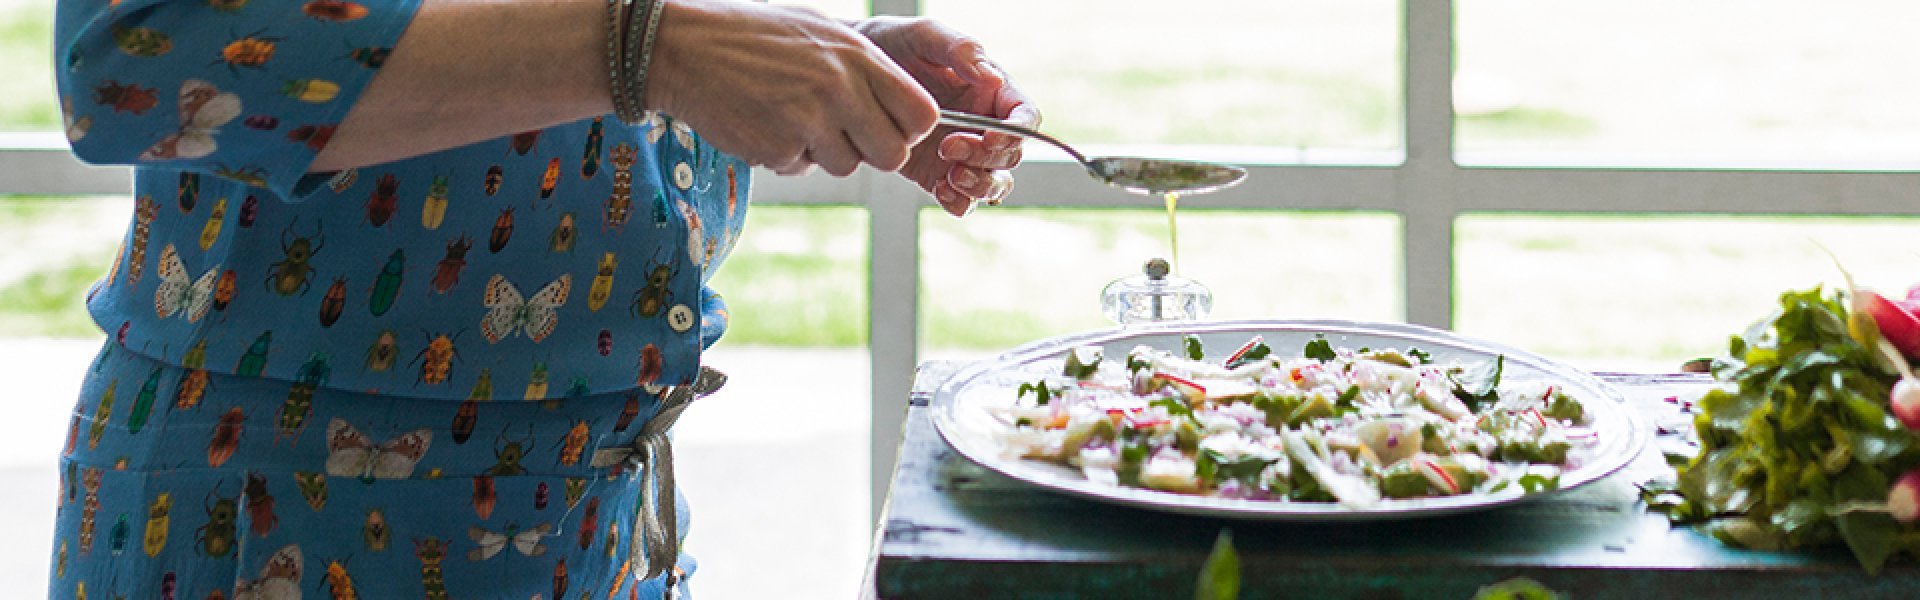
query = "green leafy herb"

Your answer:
(1184, 335), (1205, 360)
(1017, 381), (1056, 405)
(1450, 354), (1505, 413)
(1062, 347), (1103, 380)
(1661, 285), (1920, 572)
(1335, 385), (1361, 410)
(1127, 353), (1152, 375)
(1197, 450), (1276, 486)
(1194, 529), (1240, 600)
(1152, 397), (1205, 430)
(1470, 577), (1561, 600)
(1517, 473), (1560, 494)
(1303, 336), (1336, 362)
(1543, 389), (1584, 422)
(1407, 347), (1434, 364)
(1835, 510), (1902, 575)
